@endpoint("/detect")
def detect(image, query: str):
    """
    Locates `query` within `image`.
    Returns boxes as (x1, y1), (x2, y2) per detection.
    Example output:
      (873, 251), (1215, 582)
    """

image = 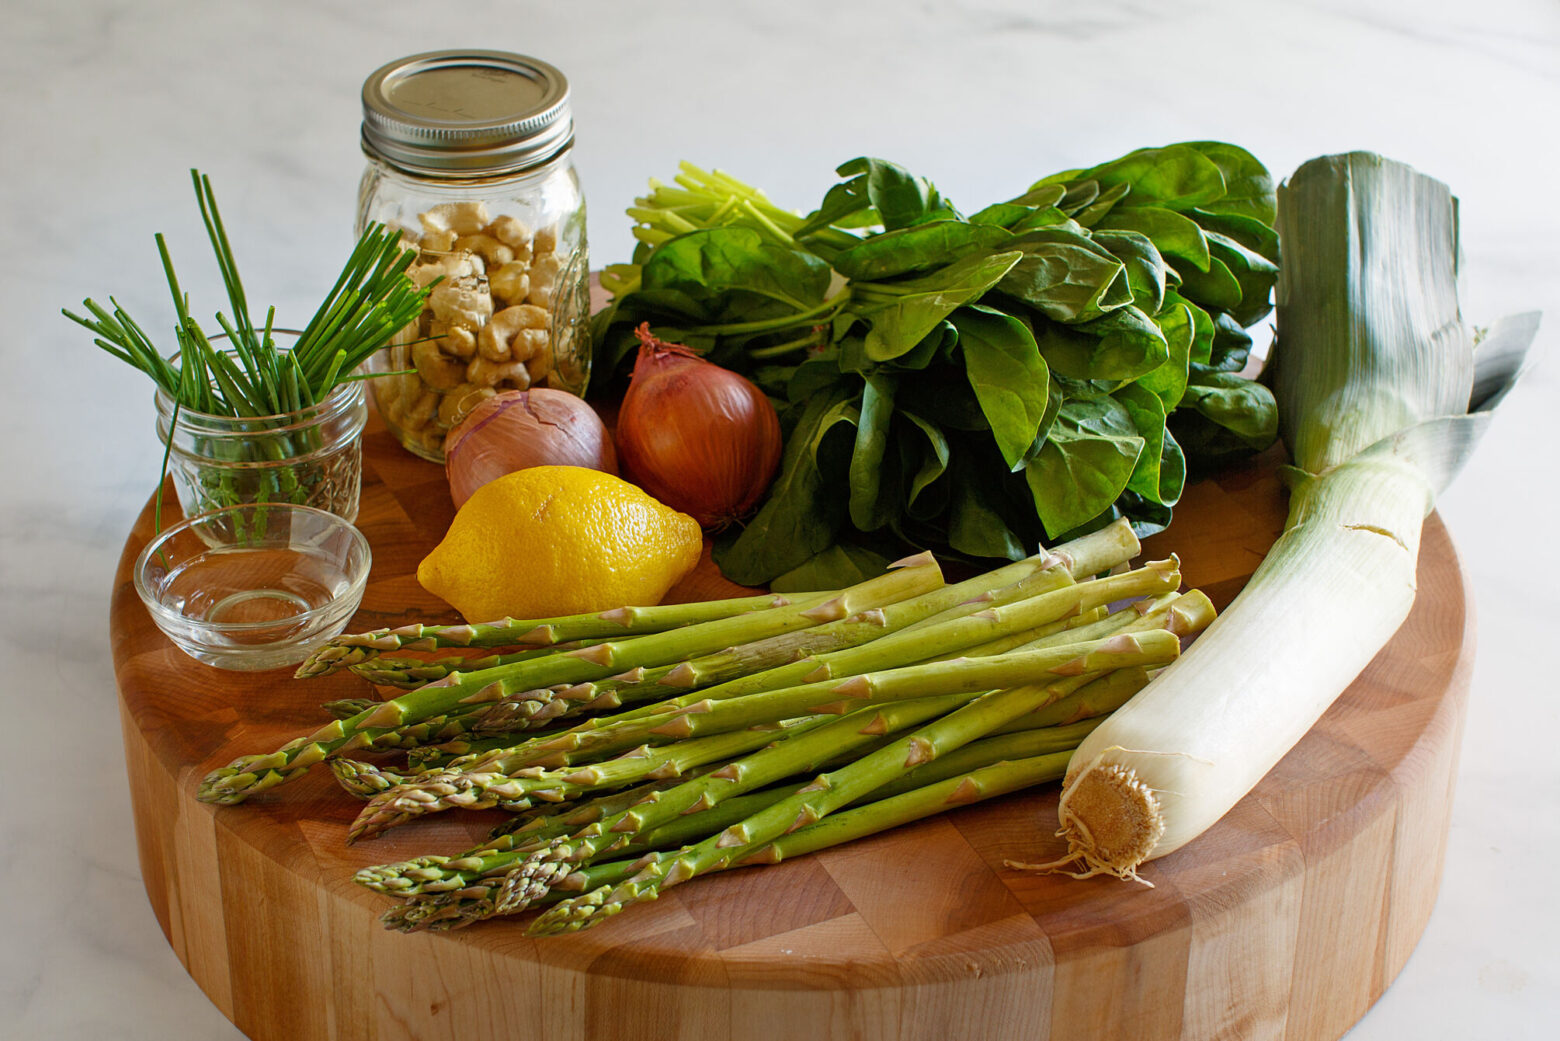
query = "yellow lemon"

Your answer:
(417, 465), (703, 622)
